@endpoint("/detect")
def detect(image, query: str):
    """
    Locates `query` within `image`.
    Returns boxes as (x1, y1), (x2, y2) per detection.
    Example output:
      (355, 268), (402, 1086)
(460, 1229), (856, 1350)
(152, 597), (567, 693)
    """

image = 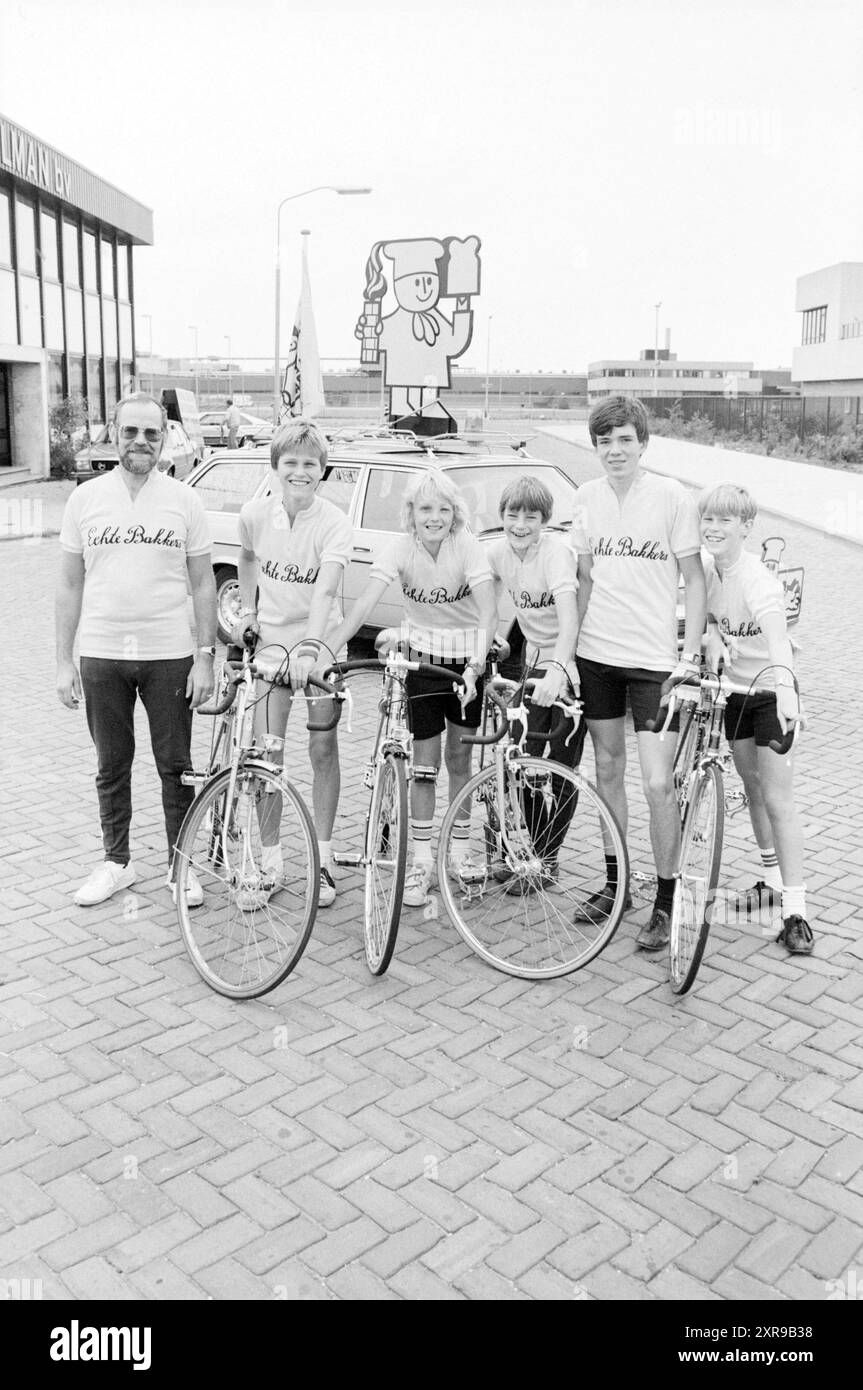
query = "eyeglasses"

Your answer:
(119, 425), (162, 443)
